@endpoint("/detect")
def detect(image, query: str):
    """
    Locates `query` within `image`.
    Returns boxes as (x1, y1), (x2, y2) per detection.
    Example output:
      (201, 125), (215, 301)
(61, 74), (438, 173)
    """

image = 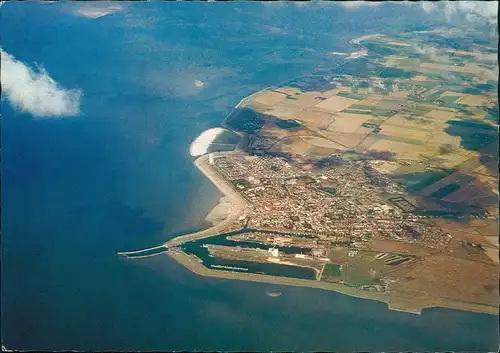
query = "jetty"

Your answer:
(117, 245), (168, 259)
